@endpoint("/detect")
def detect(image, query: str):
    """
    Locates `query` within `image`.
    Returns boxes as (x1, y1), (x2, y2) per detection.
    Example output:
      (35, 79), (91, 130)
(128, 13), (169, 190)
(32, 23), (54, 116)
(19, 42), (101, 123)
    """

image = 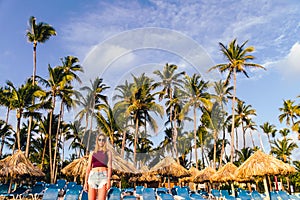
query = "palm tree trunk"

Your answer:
(41, 136), (47, 170)
(230, 68), (236, 163)
(53, 100), (64, 183)
(134, 117), (139, 165)
(86, 99), (95, 154)
(25, 115), (33, 157)
(213, 130), (217, 170)
(173, 118), (179, 163)
(49, 94), (56, 183)
(193, 106), (198, 169)
(219, 126), (226, 168)
(0, 108), (10, 157)
(80, 113), (89, 157)
(32, 44), (37, 85)
(16, 111), (22, 150)
(249, 131), (255, 148)
(242, 123), (246, 149)
(121, 129), (126, 158)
